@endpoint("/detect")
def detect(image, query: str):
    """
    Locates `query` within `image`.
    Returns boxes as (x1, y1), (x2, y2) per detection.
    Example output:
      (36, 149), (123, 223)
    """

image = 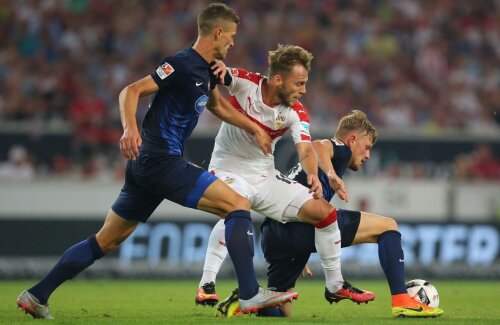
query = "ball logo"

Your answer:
(195, 95), (208, 114)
